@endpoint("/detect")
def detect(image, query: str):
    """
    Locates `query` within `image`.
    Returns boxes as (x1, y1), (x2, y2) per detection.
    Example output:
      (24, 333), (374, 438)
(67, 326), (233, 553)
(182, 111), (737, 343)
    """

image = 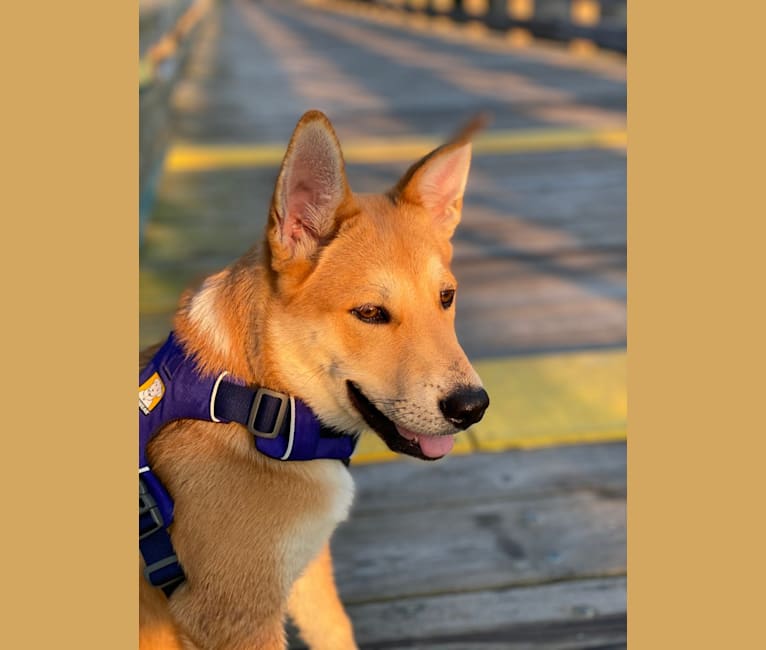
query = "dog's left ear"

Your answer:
(268, 110), (351, 269)
(393, 116), (485, 238)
